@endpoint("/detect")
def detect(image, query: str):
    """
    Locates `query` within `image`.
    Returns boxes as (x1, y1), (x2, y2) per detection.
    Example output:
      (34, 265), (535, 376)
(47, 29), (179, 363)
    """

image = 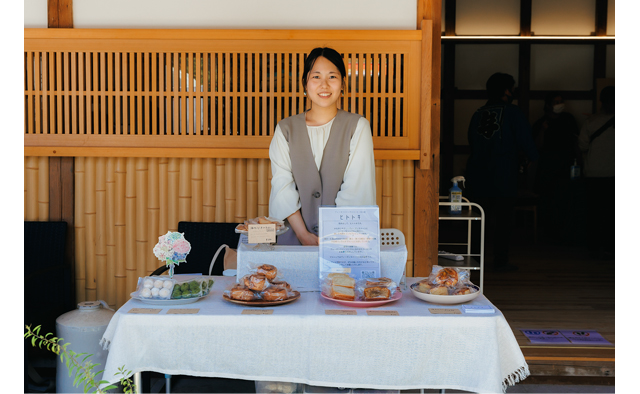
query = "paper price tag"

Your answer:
(325, 309), (357, 315)
(167, 309), (200, 314)
(128, 308), (162, 314)
(428, 308), (461, 315)
(241, 309), (274, 315)
(366, 310), (399, 316)
(248, 224), (276, 244)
